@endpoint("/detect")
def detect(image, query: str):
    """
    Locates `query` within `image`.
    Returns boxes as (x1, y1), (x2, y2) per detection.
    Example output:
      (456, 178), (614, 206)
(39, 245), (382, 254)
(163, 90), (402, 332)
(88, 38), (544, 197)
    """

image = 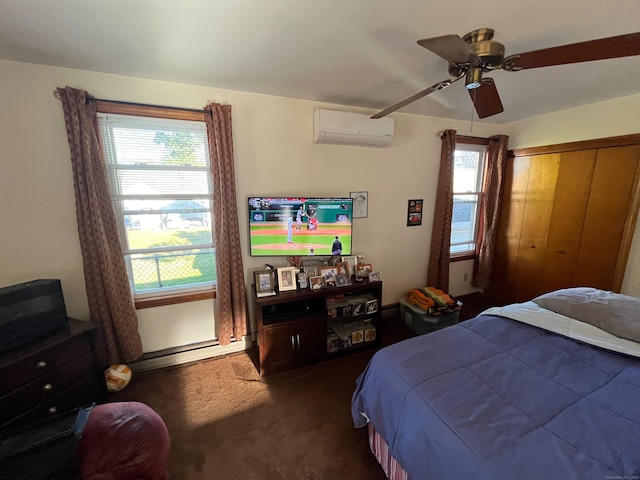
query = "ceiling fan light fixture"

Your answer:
(465, 67), (483, 89)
